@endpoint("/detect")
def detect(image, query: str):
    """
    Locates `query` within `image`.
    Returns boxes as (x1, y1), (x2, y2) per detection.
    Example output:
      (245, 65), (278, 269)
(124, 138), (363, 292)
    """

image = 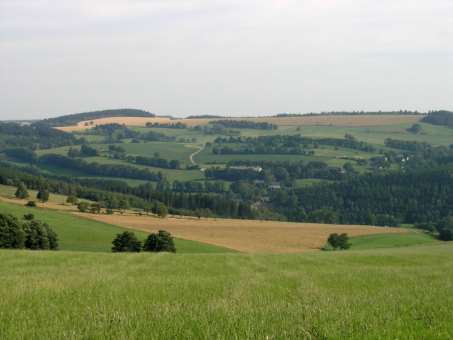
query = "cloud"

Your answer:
(0, 0), (452, 118)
